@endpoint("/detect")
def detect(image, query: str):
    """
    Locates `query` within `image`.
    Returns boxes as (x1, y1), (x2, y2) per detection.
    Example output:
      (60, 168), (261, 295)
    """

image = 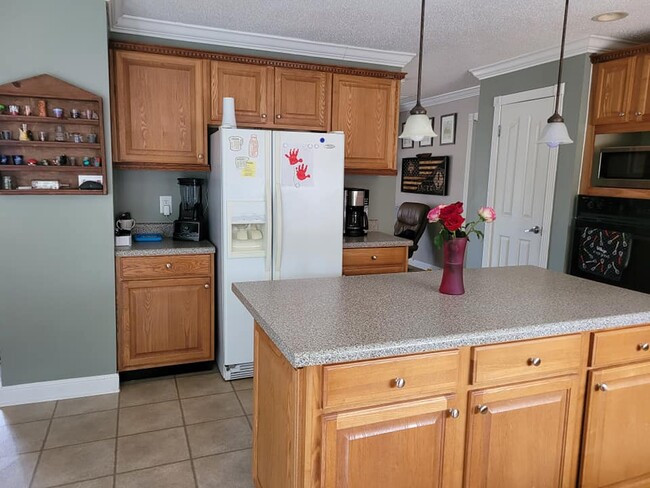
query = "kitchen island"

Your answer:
(233, 267), (650, 488)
